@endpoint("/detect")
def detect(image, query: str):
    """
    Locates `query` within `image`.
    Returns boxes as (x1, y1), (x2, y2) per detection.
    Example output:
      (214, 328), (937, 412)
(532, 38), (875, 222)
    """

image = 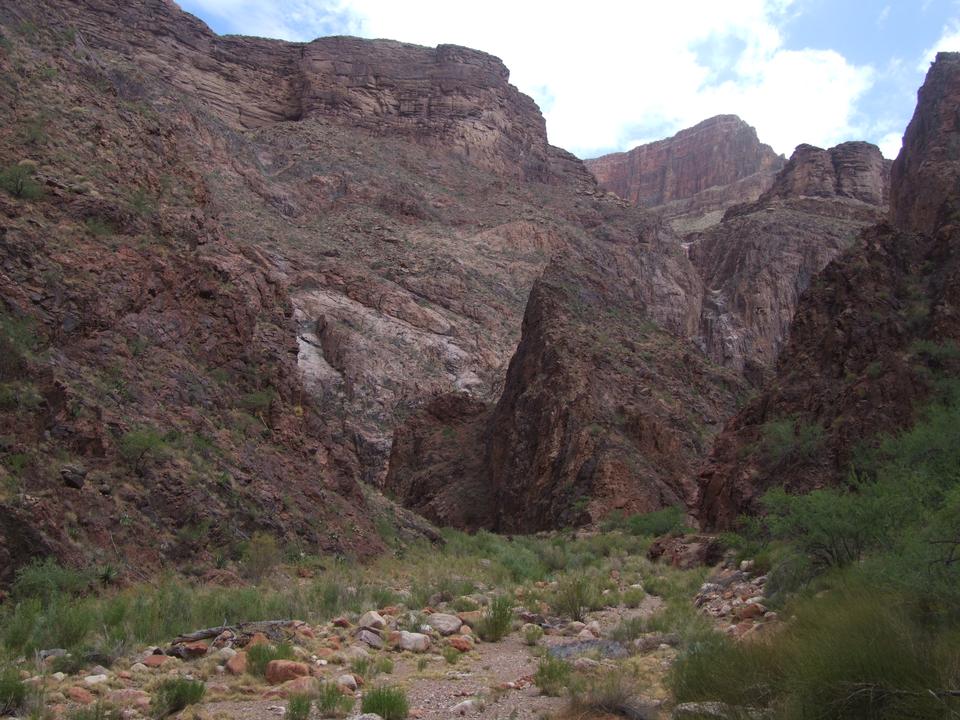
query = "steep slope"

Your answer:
(585, 115), (785, 231)
(0, 0), (599, 580)
(689, 142), (890, 382)
(698, 53), (960, 529)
